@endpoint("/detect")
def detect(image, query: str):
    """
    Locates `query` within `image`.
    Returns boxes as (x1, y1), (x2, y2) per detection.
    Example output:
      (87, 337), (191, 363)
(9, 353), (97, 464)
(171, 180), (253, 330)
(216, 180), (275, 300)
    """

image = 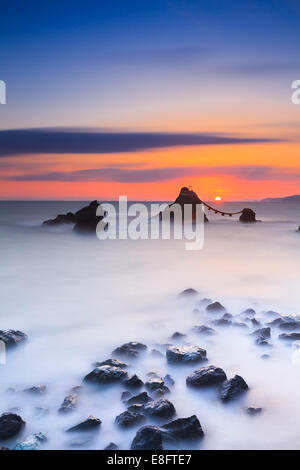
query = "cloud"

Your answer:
(5, 165), (300, 183)
(0, 128), (280, 157)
